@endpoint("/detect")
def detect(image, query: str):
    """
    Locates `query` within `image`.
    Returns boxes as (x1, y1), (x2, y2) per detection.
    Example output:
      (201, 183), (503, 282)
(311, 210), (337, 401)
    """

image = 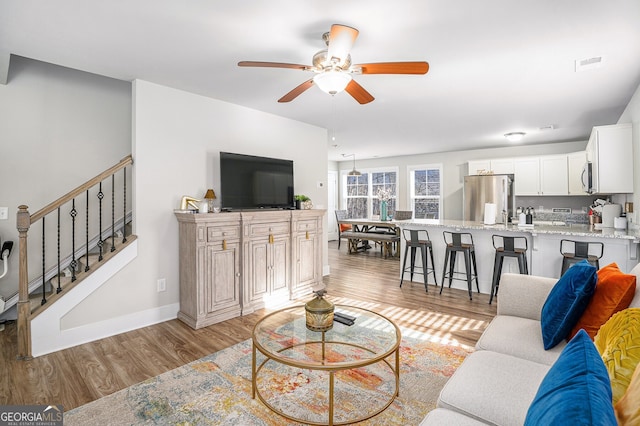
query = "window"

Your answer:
(343, 168), (398, 218)
(409, 164), (442, 219)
